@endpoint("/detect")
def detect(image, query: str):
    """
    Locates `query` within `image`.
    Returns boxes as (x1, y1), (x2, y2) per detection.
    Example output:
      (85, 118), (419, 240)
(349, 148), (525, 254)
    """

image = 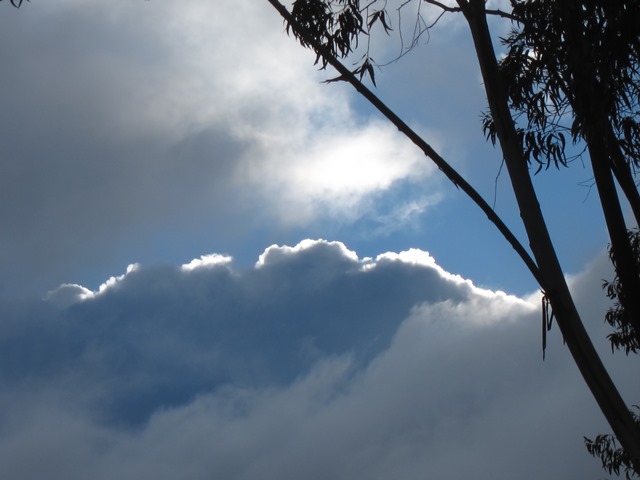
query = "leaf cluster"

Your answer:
(1, 0), (28, 6)
(602, 228), (640, 355)
(486, 0), (640, 173)
(290, 0), (365, 61)
(585, 407), (640, 479)
(287, 0), (393, 85)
